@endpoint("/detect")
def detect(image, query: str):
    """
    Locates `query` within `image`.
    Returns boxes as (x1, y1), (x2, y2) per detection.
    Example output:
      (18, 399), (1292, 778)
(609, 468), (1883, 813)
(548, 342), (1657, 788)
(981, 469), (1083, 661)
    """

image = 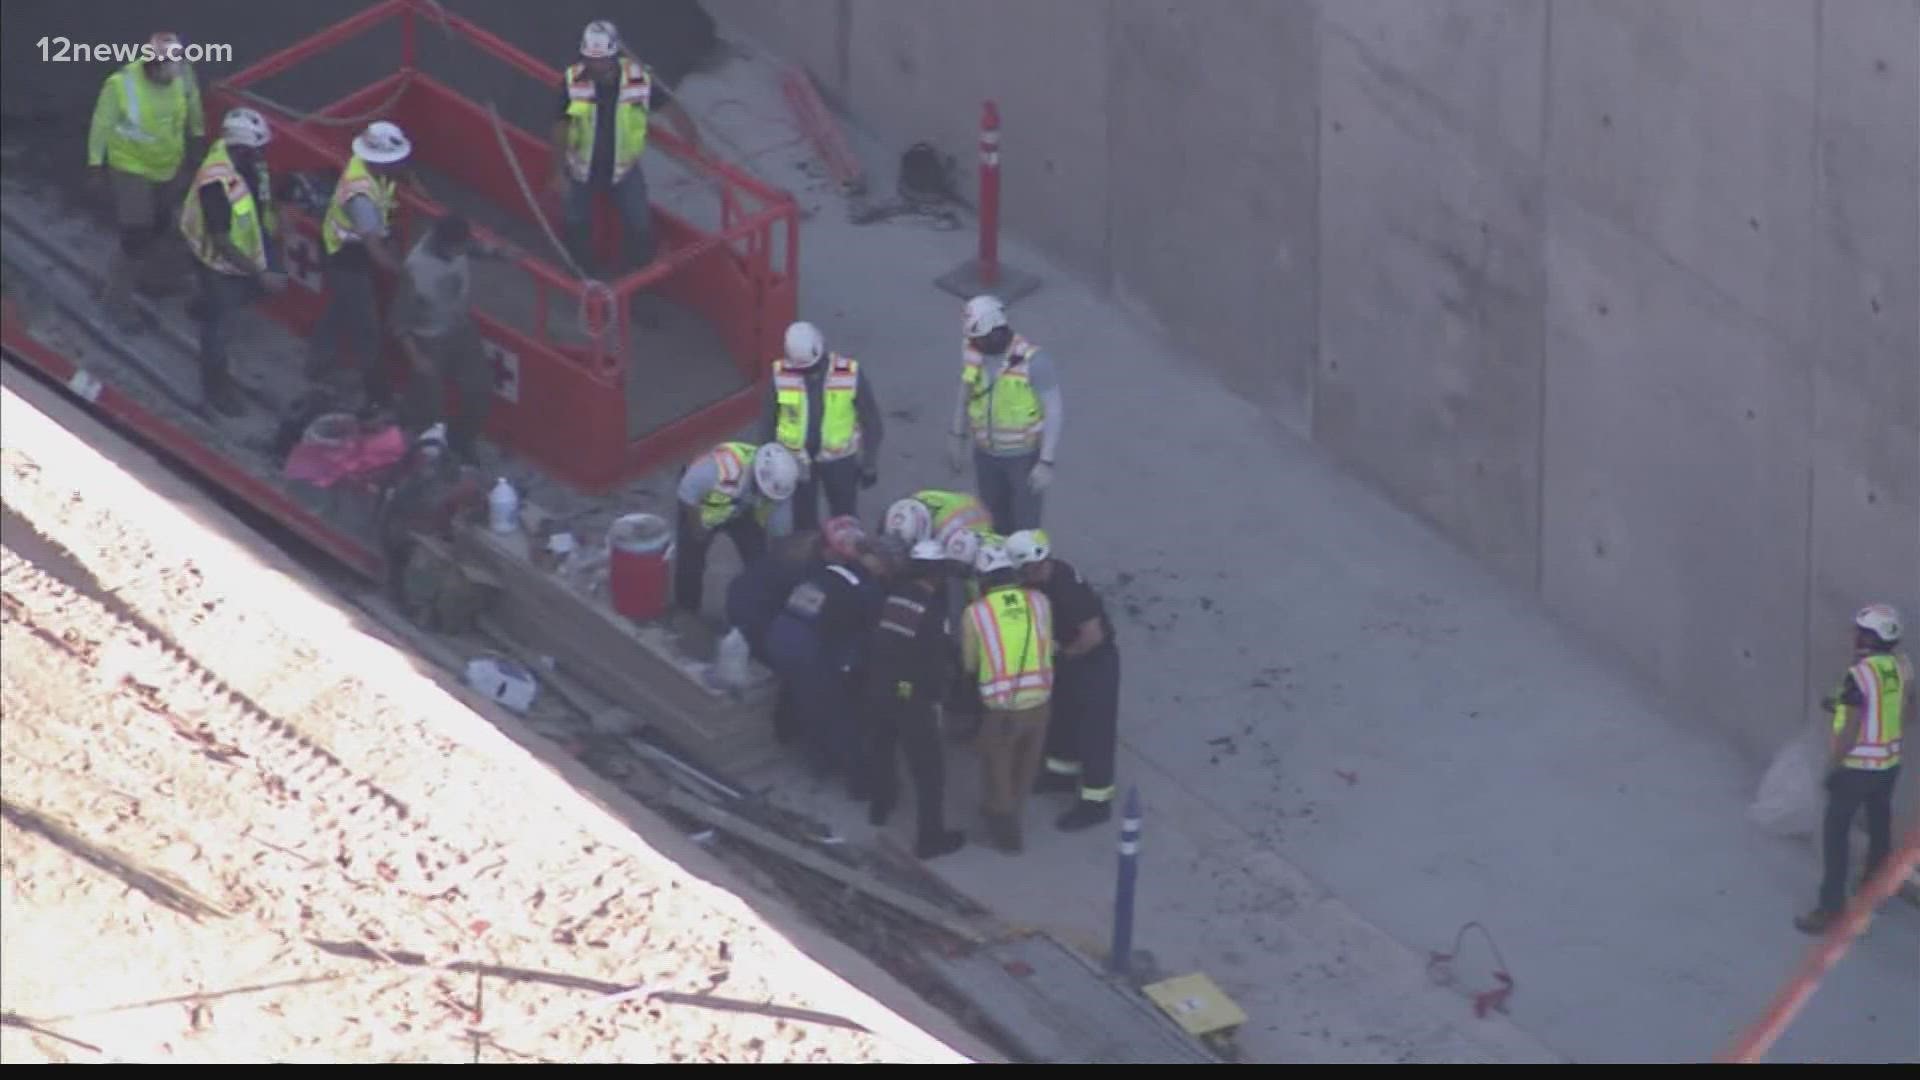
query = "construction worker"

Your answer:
(960, 538), (1057, 853)
(549, 19), (702, 278)
(724, 529), (823, 745)
(864, 538), (968, 860)
(391, 214), (520, 463)
(764, 517), (896, 782)
(947, 294), (1064, 535)
(88, 30), (205, 329)
(882, 490), (994, 549)
(1009, 529), (1121, 832)
(1796, 603), (1911, 935)
(308, 121), (415, 407)
(762, 321), (884, 530)
(176, 107), (285, 418)
(674, 440), (799, 618)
